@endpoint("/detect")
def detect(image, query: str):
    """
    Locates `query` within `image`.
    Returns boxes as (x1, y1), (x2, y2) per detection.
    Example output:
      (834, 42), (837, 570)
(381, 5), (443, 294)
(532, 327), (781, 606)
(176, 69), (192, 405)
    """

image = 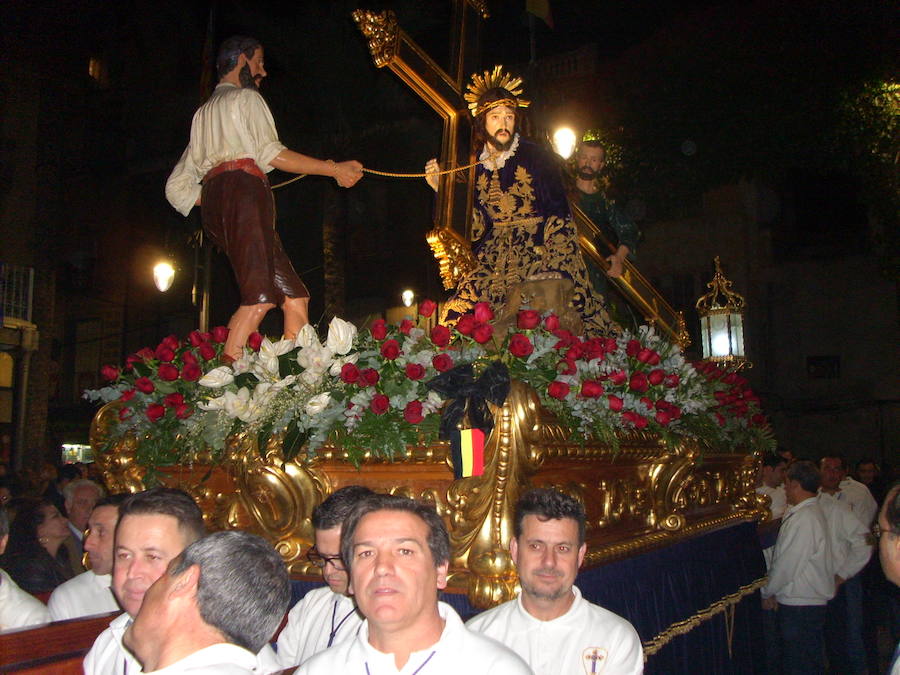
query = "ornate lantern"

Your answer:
(695, 257), (747, 367)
